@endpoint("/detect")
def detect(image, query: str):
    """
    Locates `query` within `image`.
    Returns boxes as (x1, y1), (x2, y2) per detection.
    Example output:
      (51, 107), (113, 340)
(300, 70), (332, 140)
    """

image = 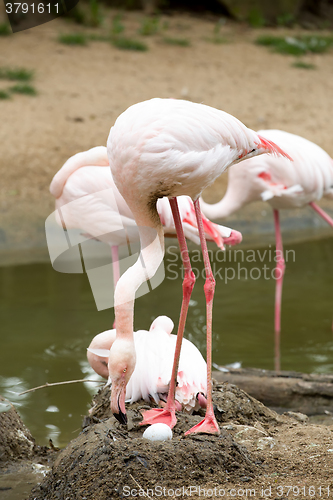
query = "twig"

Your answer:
(18, 379), (104, 395)
(129, 474), (153, 499)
